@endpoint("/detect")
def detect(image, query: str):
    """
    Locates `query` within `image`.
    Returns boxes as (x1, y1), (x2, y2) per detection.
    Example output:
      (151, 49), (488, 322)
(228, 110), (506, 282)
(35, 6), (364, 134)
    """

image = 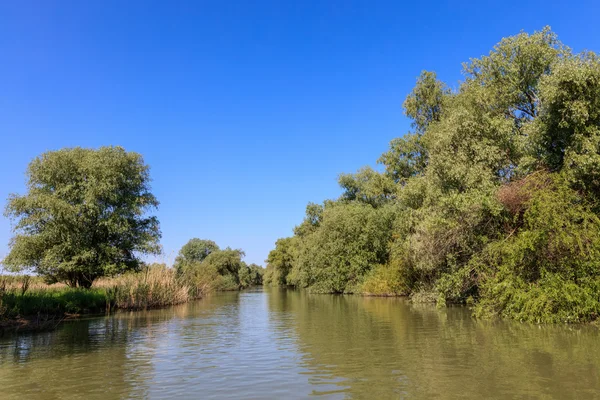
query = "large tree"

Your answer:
(3, 146), (161, 288)
(174, 238), (220, 273)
